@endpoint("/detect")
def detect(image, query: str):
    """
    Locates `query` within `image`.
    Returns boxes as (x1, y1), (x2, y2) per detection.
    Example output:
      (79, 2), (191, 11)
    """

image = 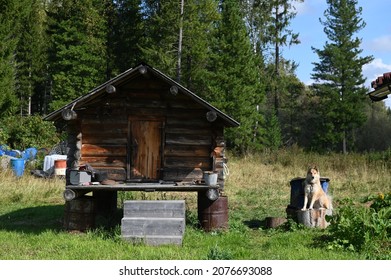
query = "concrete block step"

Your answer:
(122, 235), (183, 246)
(123, 200), (185, 218)
(121, 217), (185, 236)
